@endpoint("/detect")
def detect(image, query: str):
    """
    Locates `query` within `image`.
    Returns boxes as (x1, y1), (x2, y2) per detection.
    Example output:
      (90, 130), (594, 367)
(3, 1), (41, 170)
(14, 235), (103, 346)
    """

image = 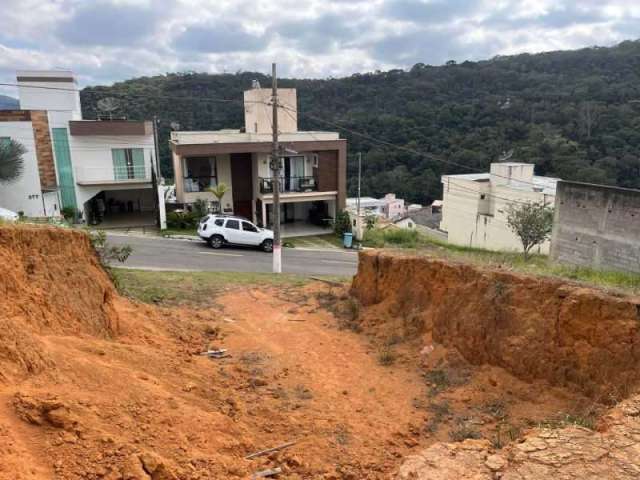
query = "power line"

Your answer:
(3, 78), (557, 198)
